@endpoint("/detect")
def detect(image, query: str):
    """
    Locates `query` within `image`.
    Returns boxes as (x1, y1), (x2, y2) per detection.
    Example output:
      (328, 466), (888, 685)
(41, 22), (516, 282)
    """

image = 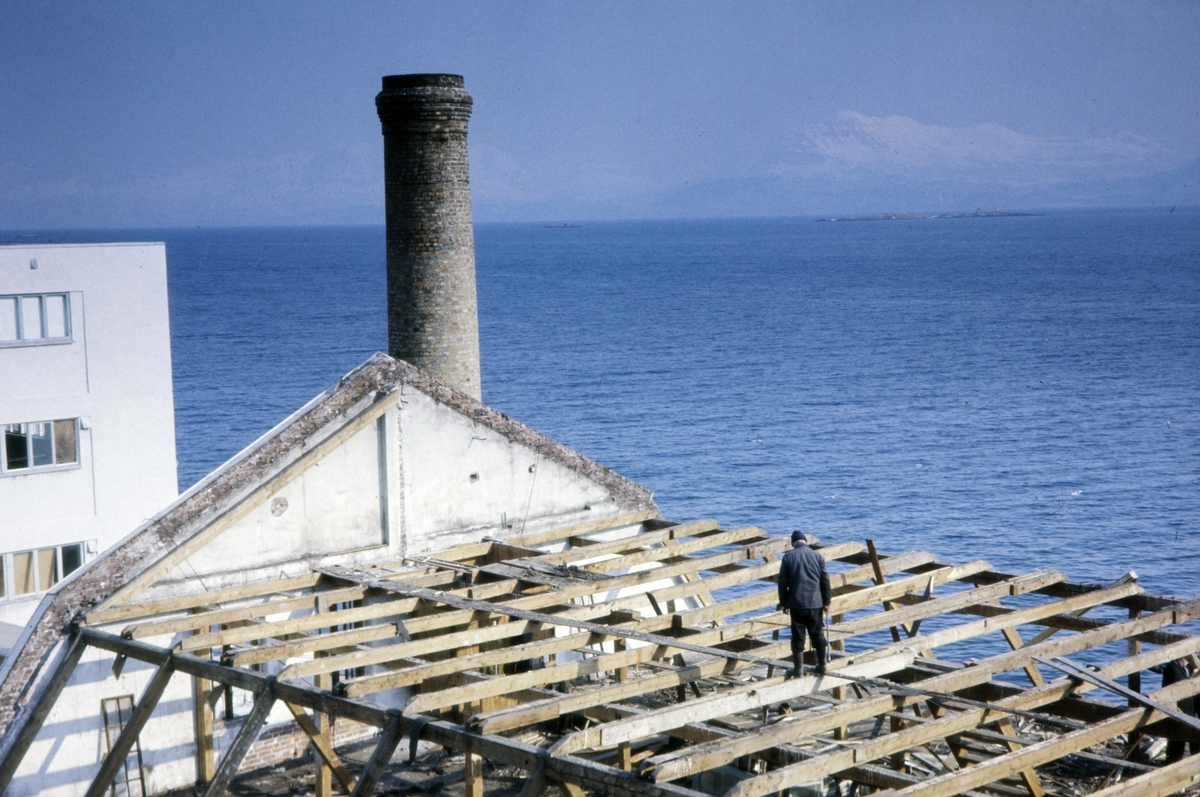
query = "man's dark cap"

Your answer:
(791, 531), (807, 545)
